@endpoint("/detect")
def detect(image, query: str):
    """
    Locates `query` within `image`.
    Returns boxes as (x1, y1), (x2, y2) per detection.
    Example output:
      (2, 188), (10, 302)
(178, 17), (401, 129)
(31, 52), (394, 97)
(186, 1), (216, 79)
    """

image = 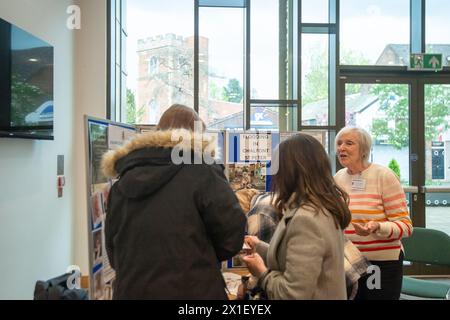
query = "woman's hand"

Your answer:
(241, 253), (267, 278)
(366, 221), (380, 233)
(352, 221), (380, 236)
(236, 283), (245, 300)
(244, 235), (260, 252)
